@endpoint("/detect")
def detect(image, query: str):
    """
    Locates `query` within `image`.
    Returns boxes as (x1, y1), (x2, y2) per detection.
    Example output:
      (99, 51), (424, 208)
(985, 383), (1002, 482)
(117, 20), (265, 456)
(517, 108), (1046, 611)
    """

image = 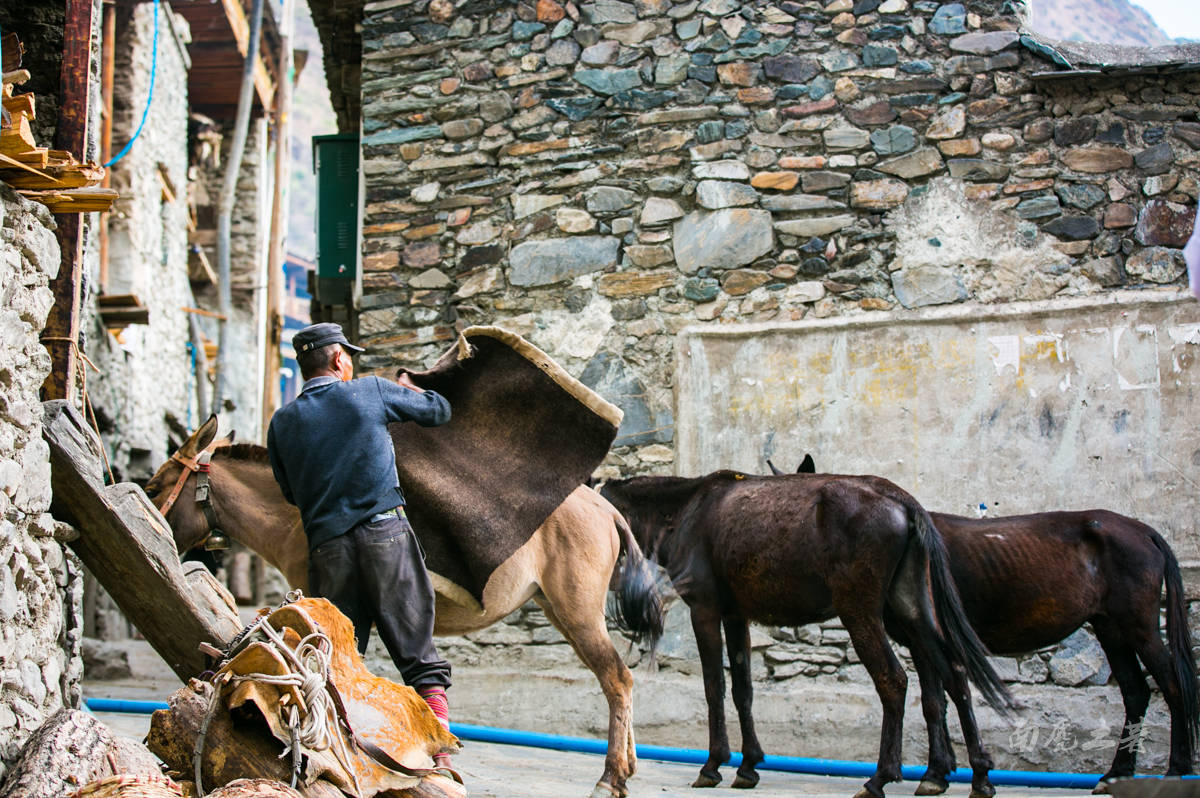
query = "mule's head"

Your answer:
(144, 415), (235, 554)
